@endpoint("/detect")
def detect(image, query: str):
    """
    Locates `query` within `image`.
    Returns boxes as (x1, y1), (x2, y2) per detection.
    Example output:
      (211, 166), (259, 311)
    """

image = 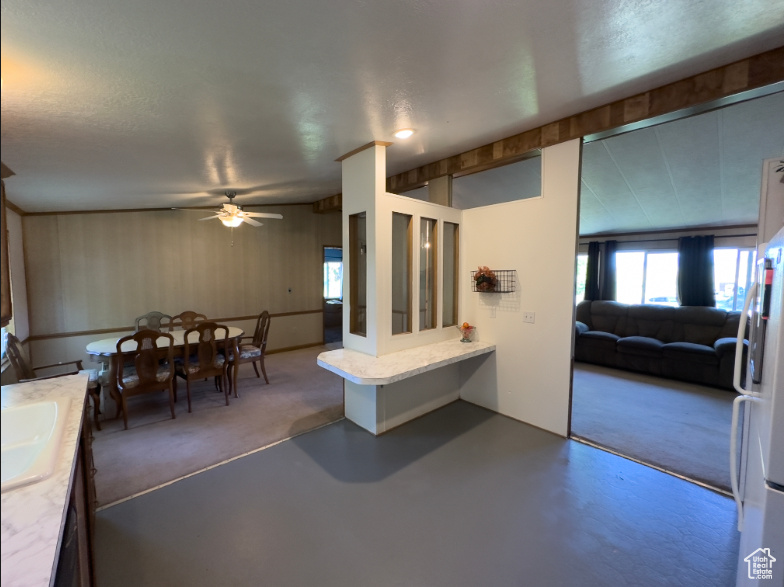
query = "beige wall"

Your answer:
(20, 205), (341, 369)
